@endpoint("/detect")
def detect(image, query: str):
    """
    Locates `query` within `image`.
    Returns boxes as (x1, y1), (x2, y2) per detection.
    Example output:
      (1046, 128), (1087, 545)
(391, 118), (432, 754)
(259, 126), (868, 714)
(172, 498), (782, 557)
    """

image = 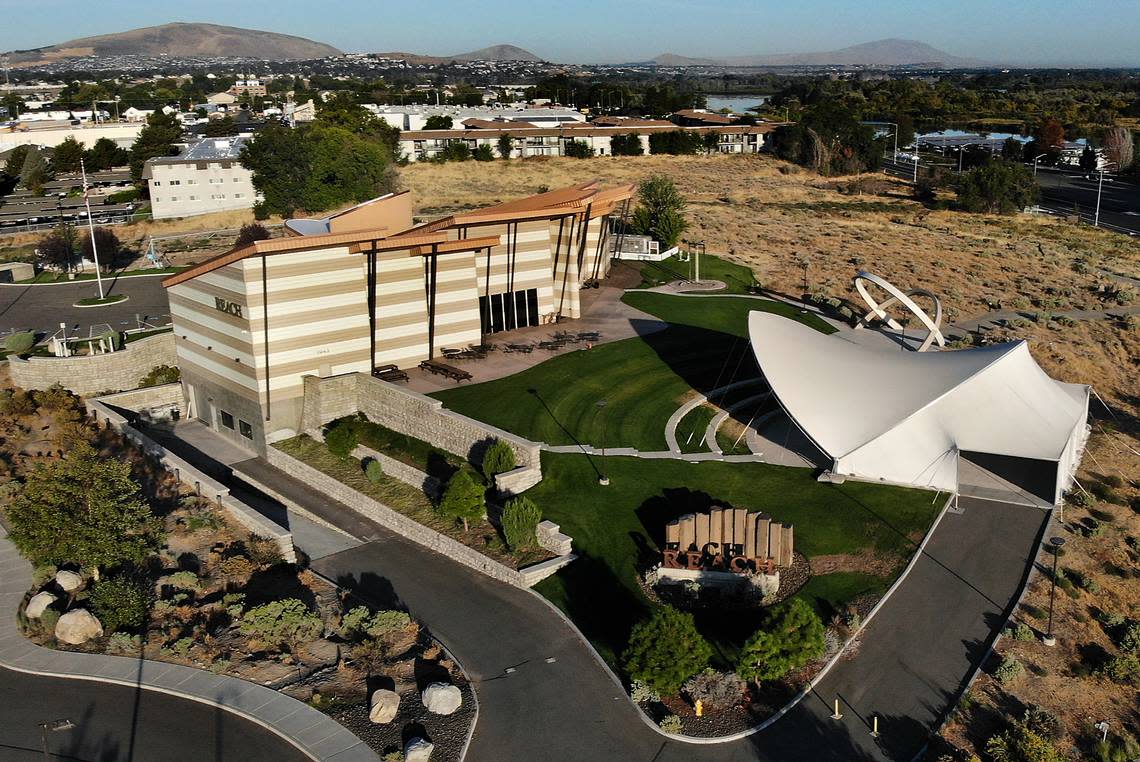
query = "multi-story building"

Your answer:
(399, 122), (781, 162)
(160, 182), (633, 451)
(230, 79), (268, 98)
(144, 138), (260, 220)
